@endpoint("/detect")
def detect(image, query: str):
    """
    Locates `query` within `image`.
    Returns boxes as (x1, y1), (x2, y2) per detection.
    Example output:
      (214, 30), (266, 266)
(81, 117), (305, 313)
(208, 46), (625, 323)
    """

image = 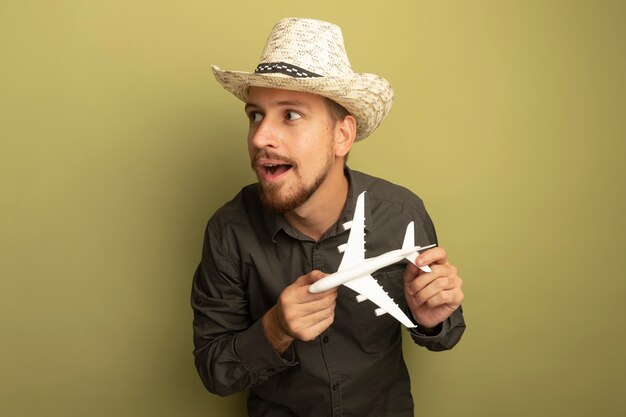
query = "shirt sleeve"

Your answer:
(406, 199), (467, 351)
(408, 306), (466, 351)
(191, 222), (297, 396)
